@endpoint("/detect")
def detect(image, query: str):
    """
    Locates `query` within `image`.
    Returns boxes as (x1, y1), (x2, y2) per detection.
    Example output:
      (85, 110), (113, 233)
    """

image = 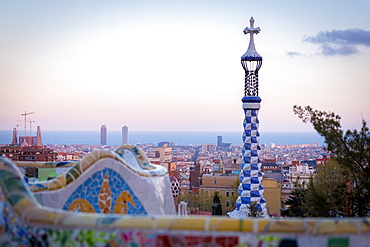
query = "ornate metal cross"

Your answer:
(243, 17), (260, 37)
